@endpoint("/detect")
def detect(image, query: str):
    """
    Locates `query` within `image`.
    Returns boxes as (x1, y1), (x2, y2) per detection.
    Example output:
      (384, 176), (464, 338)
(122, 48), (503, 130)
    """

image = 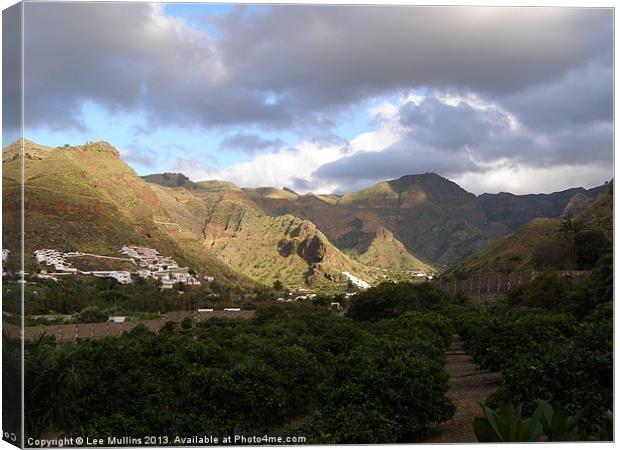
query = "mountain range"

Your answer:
(2, 140), (612, 291)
